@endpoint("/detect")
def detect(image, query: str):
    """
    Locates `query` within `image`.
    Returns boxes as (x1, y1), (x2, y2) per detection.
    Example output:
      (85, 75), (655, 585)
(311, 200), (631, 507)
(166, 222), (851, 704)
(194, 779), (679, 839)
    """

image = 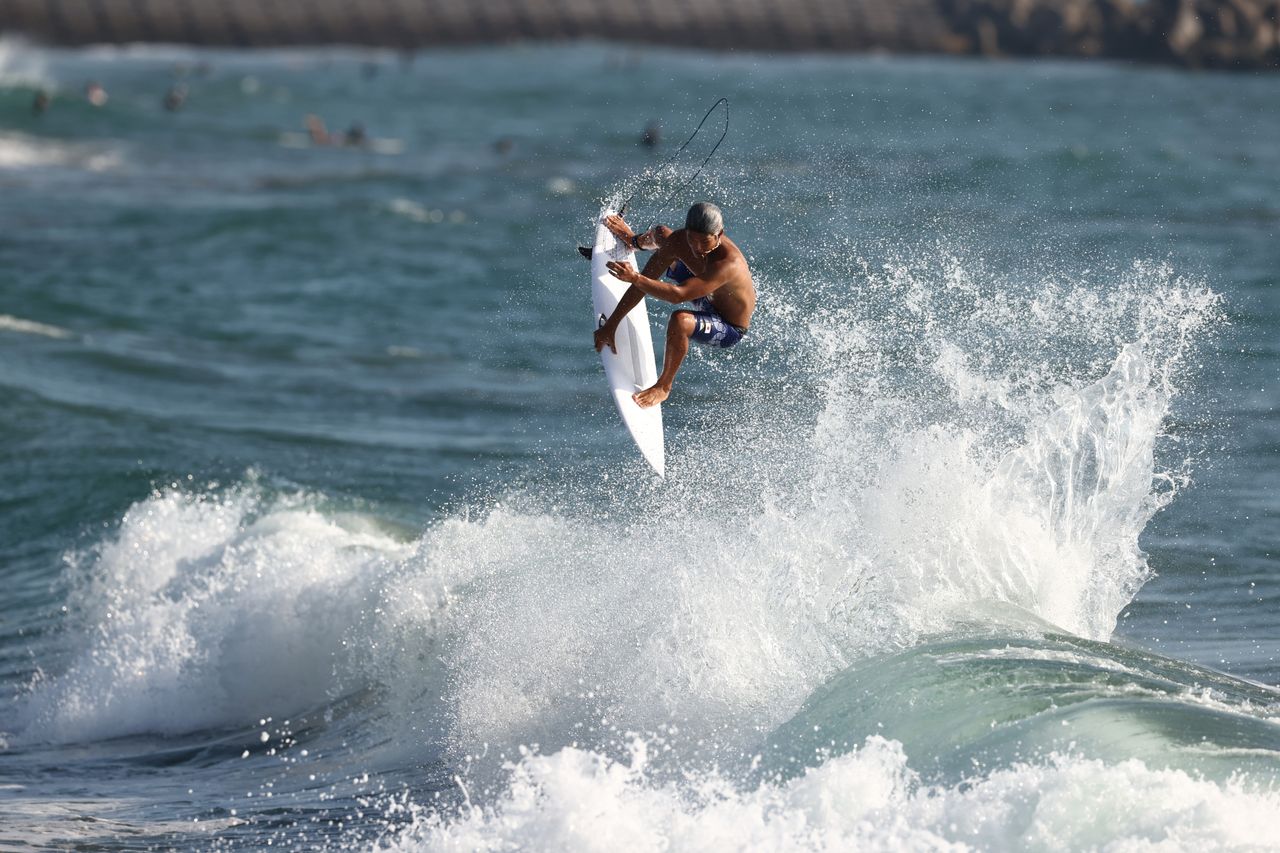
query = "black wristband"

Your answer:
(630, 233), (641, 250)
